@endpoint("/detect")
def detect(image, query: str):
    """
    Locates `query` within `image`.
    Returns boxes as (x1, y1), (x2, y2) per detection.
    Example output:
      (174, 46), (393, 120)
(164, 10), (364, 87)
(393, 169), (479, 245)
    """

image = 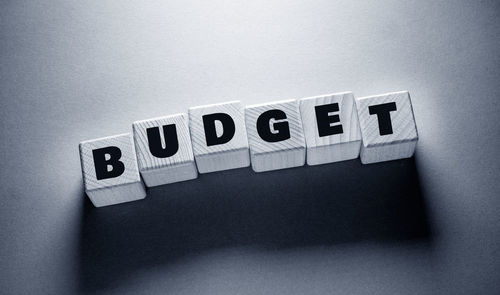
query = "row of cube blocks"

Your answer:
(80, 91), (418, 207)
